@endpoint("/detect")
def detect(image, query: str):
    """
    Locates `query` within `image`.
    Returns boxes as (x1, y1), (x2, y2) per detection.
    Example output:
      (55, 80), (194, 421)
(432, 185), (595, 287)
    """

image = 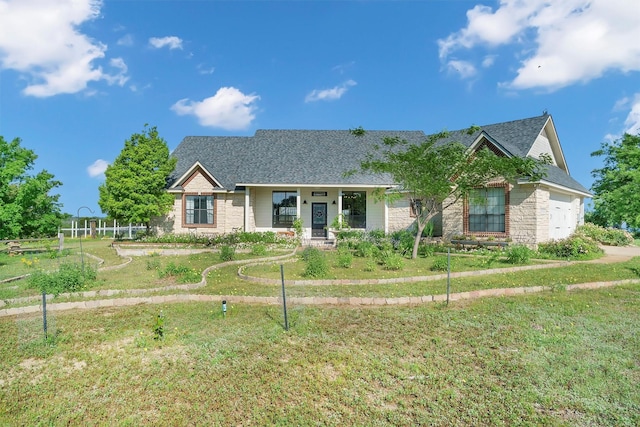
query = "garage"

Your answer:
(549, 192), (574, 240)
